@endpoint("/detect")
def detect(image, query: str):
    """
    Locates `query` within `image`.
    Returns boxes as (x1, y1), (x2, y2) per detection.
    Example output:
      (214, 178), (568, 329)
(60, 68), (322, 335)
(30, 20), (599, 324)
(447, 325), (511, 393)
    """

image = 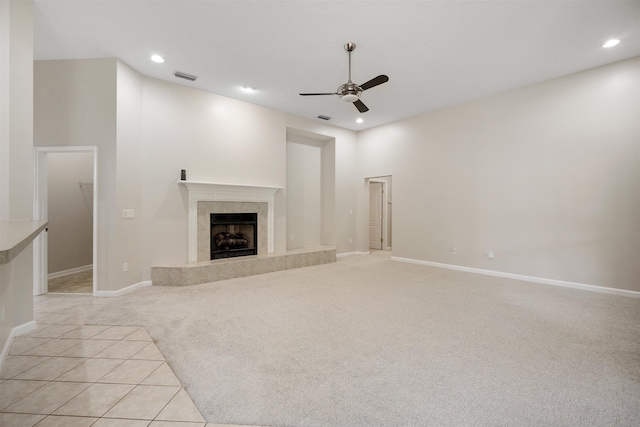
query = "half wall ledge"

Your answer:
(0, 220), (48, 265)
(151, 246), (336, 286)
